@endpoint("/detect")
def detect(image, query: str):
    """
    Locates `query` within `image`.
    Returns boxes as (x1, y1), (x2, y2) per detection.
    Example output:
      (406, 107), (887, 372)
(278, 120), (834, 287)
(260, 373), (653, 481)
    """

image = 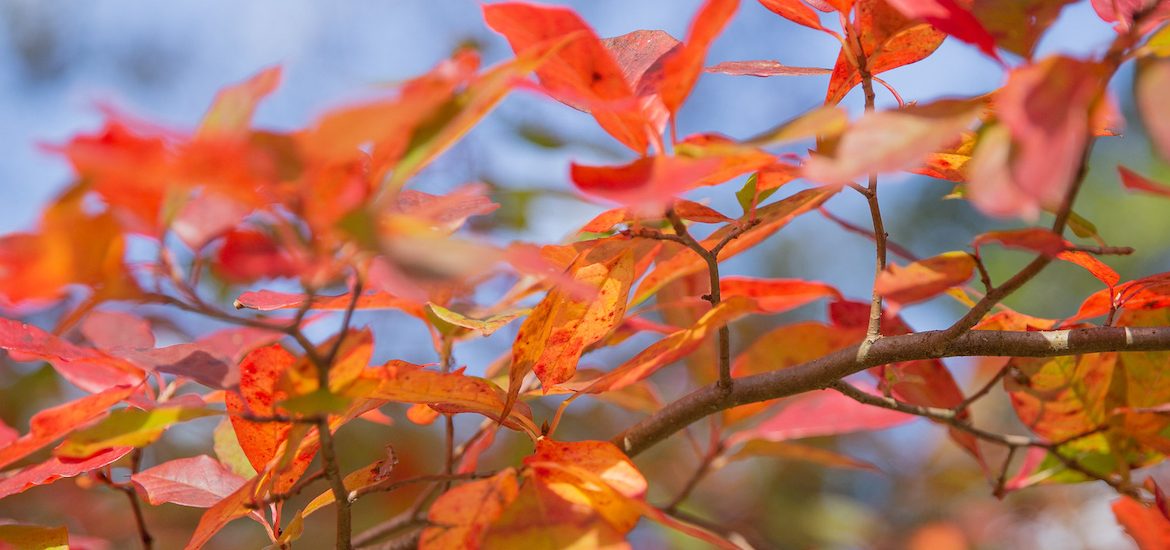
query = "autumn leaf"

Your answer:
(197, 66), (281, 139)
(508, 239), (639, 411)
(968, 56), (1106, 219)
(0, 317), (144, 393)
(420, 469), (520, 549)
(55, 406), (218, 458)
(657, 0), (741, 122)
(719, 277), (842, 313)
(874, 251), (975, 306)
(183, 478), (259, 550)
(726, 439), (880, 472)
(804, 98), (982, 184)
(728, 381), (914, 443)
(884, 0), (1002, 60)
(1006, 352), (1116, 444)
(0, 384), (137, 470)
(1137, 59), (1170, 163)
(706, 60), (832, 76)
(483, 2), (653, 153)
(1114, 496), (1170, 550)
(1119, 165), (1170, 198)
(825, 0), (946, 104)
(971, 227), (1119, 288)
(0, 447), (131, 500)
(0, 524), (68, 550)
(758, 0), (836, 33)
(130, 455), (247, 508)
